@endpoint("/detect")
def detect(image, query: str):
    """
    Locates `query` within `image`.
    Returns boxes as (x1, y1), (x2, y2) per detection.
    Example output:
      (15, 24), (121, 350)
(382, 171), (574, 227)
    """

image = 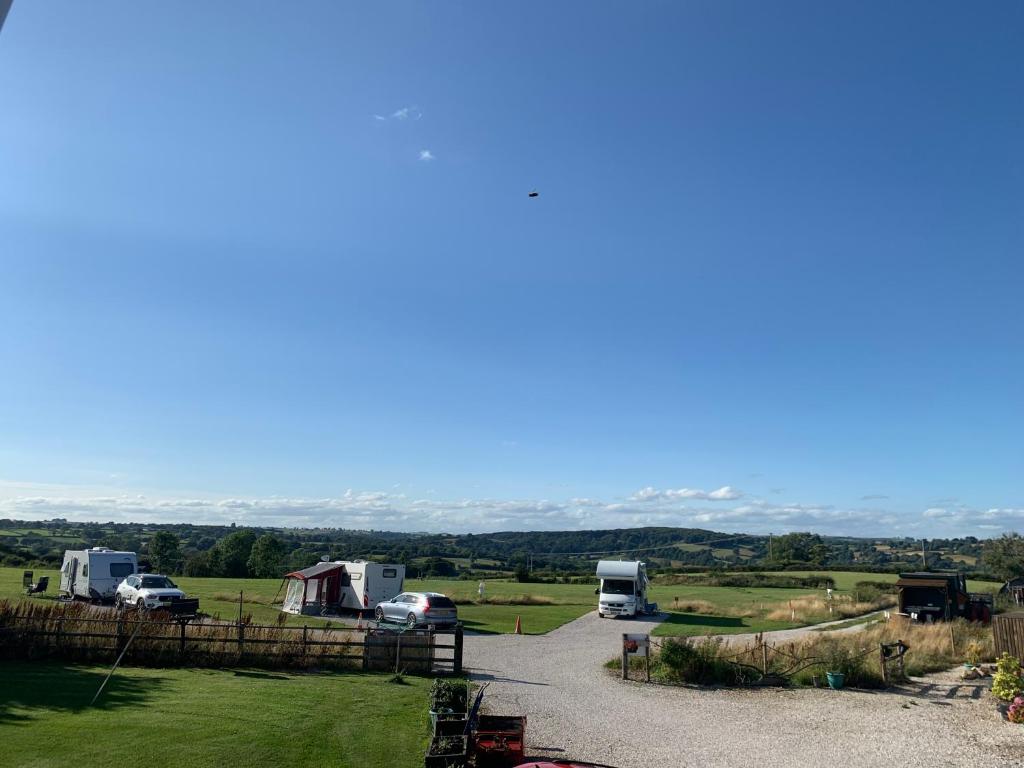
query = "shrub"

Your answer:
(429, 678), (468, 712)
(658, 637), (753, 685)
(1008, 696), (1024, 725)
(992, 653), (1024, 702)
